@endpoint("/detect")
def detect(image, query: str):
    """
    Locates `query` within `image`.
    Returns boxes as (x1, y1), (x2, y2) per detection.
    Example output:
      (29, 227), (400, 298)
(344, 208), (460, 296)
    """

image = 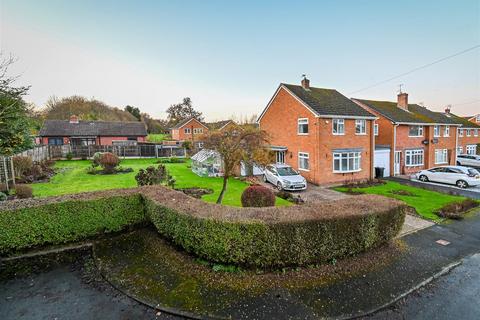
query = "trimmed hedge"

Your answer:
(0, 186), (406, 267)
(0, 193), (145, 254)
